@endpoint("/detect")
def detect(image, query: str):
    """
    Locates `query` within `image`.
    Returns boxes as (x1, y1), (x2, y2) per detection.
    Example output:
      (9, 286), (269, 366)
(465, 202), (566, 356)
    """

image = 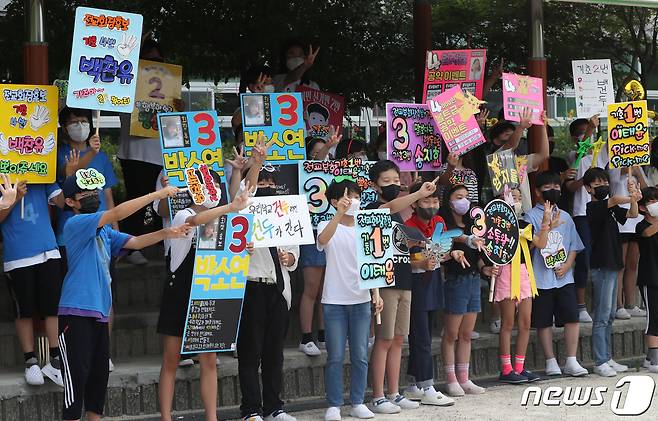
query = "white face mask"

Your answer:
(648, 202), (658, 217)
(201, 185), (221, 209)
(263, 84), (275, 93)
(345, 198), (360, 216)
(67, 122), (90, 143)
(378, 151), (387, 160)
(286, 56), (305, 71)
